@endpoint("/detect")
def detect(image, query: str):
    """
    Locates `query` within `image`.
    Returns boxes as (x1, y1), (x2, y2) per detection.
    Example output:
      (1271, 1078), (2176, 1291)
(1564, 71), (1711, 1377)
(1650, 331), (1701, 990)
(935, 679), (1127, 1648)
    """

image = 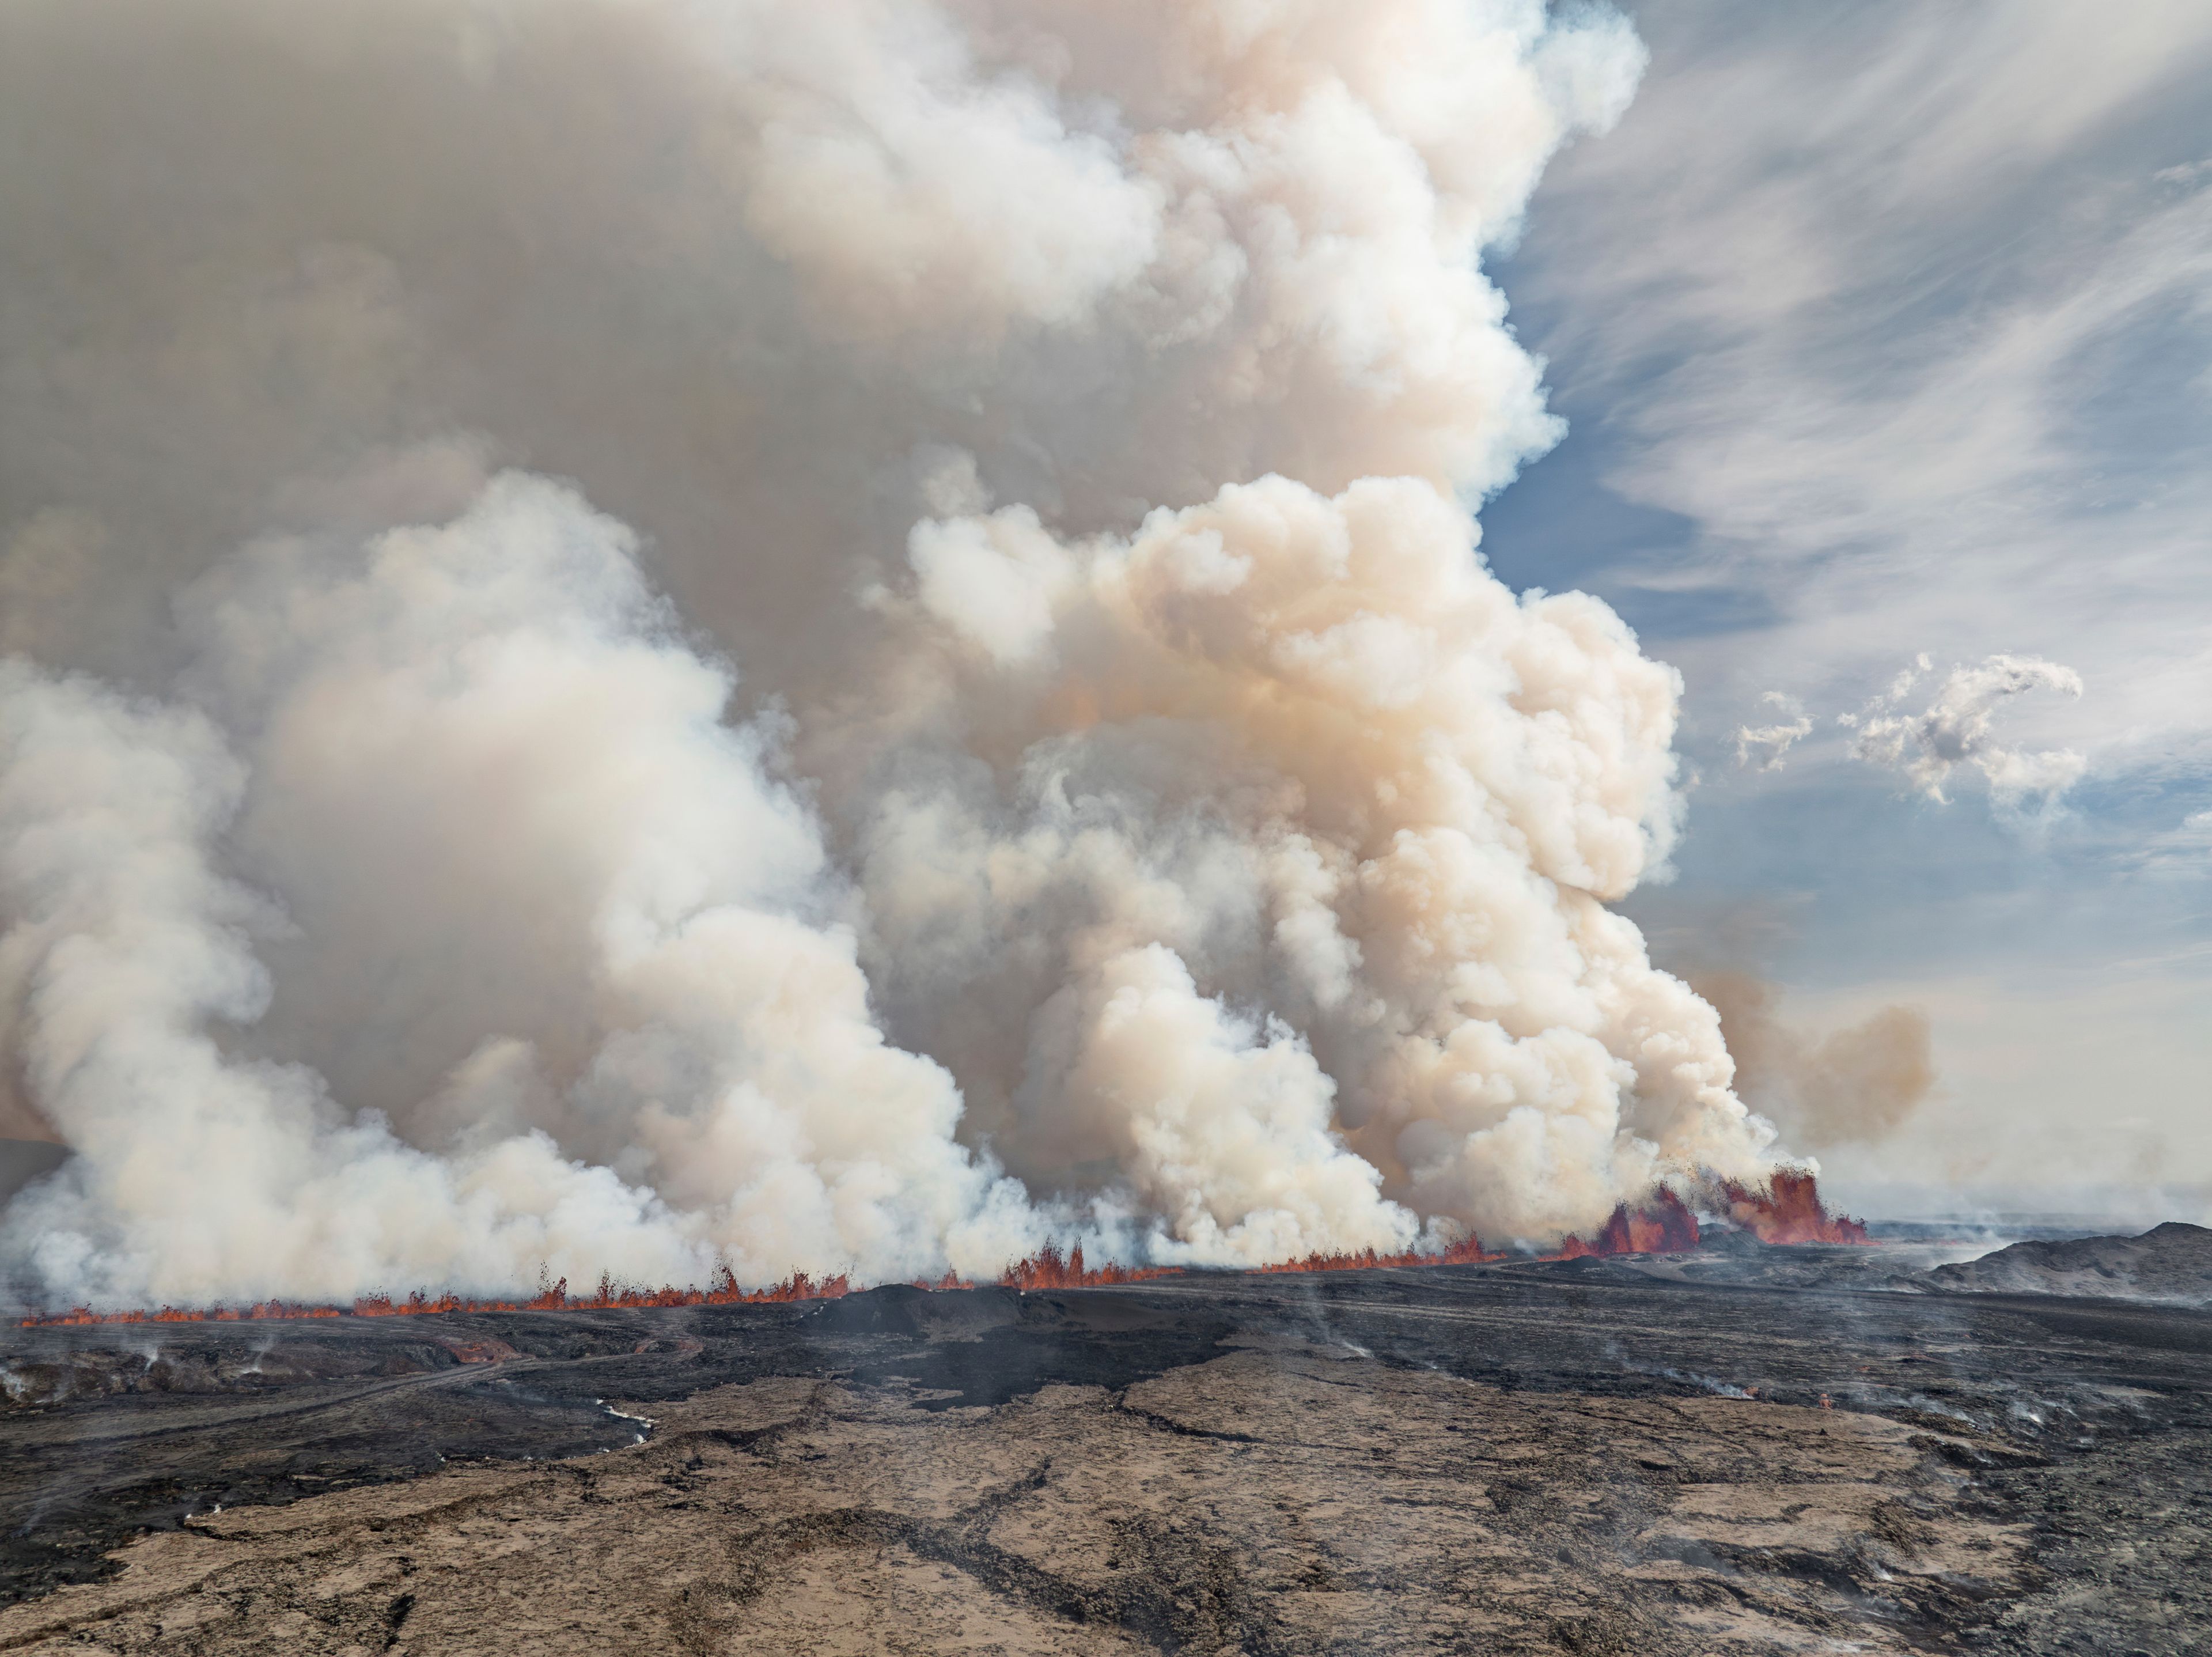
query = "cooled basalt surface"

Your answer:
(1925, 1221), (2212, 1305)
(3, 1256), (2208, 1654)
